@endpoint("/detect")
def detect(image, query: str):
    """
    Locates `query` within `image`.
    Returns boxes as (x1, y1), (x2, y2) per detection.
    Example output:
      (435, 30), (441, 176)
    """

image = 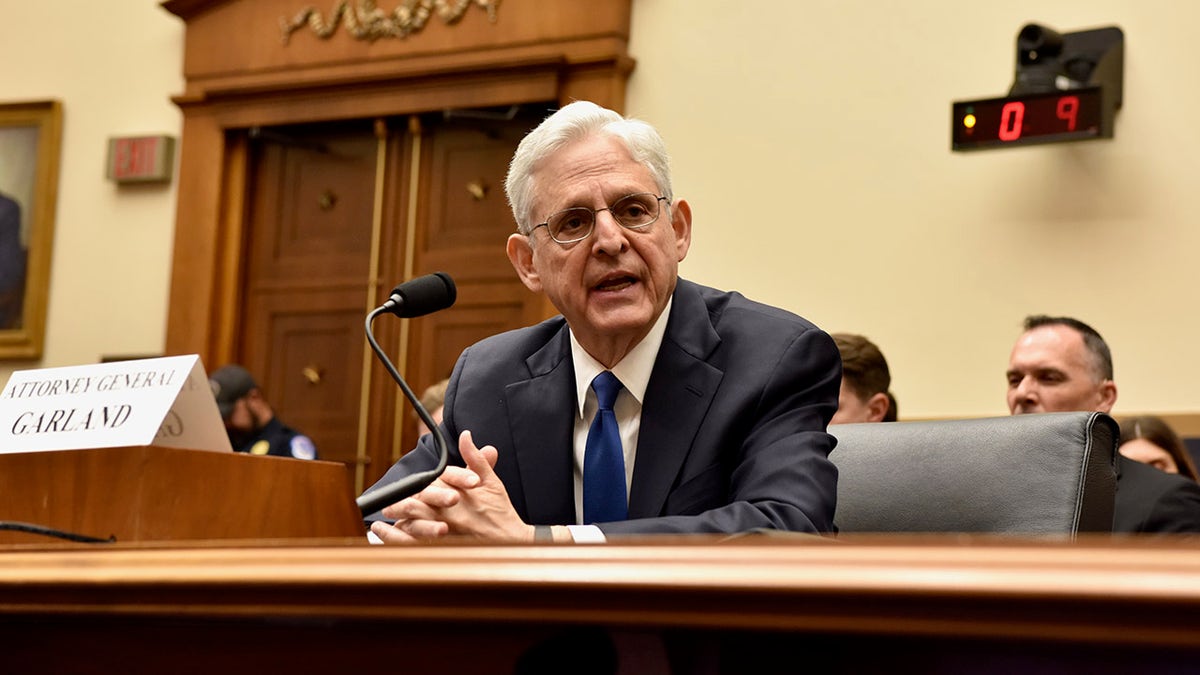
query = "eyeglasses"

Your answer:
(532, 192), (669, 244)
